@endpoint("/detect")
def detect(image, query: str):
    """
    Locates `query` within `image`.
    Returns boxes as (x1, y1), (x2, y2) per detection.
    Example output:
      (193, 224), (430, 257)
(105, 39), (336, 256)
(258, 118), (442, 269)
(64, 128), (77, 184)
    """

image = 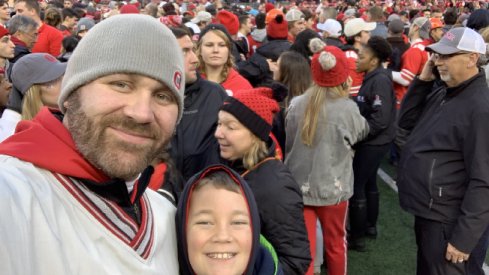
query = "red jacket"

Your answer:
(32, 23), (64, 56)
